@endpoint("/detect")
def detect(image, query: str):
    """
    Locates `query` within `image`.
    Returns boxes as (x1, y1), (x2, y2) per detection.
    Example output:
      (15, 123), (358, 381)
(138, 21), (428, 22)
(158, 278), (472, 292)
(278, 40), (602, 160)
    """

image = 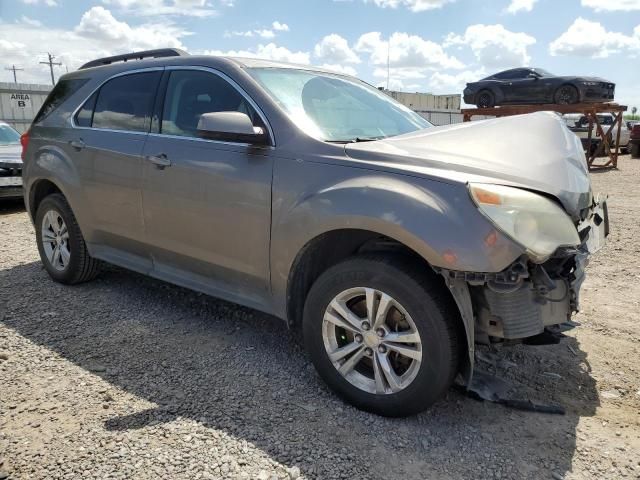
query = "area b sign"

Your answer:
(10, 93), (31, 109)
